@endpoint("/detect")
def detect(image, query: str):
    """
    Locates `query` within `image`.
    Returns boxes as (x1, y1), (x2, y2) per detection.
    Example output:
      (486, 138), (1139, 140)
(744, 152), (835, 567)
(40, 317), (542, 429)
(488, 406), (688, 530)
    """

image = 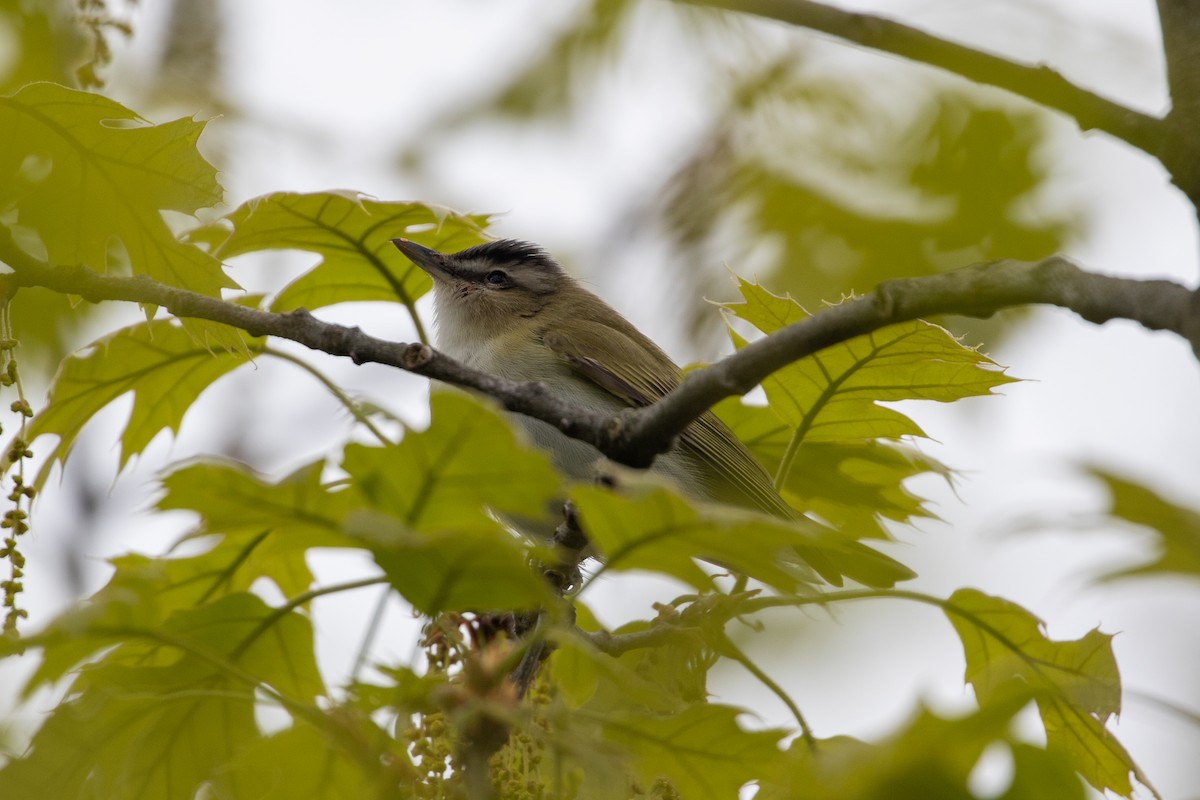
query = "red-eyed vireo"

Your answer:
(391, 238), (795, 519)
